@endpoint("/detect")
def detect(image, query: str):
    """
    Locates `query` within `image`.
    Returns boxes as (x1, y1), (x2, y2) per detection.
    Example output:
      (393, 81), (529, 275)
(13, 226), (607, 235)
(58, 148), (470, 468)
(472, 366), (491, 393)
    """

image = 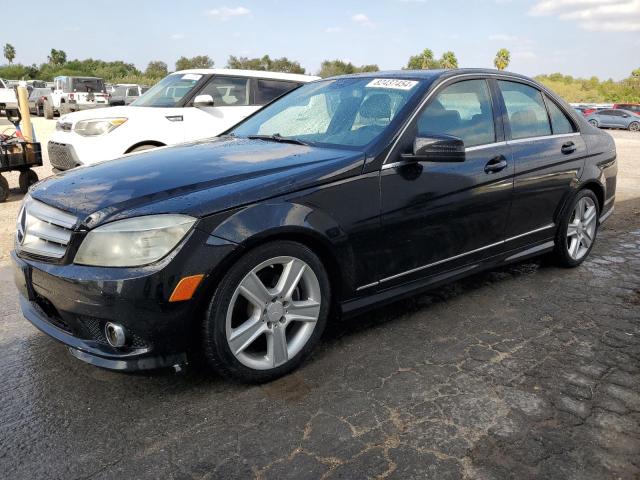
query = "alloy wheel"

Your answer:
(589, 120), (598, 127)
(566, 197), (597, 260)
(630, 122), (639, 132)
(225, 256), (321, 370)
